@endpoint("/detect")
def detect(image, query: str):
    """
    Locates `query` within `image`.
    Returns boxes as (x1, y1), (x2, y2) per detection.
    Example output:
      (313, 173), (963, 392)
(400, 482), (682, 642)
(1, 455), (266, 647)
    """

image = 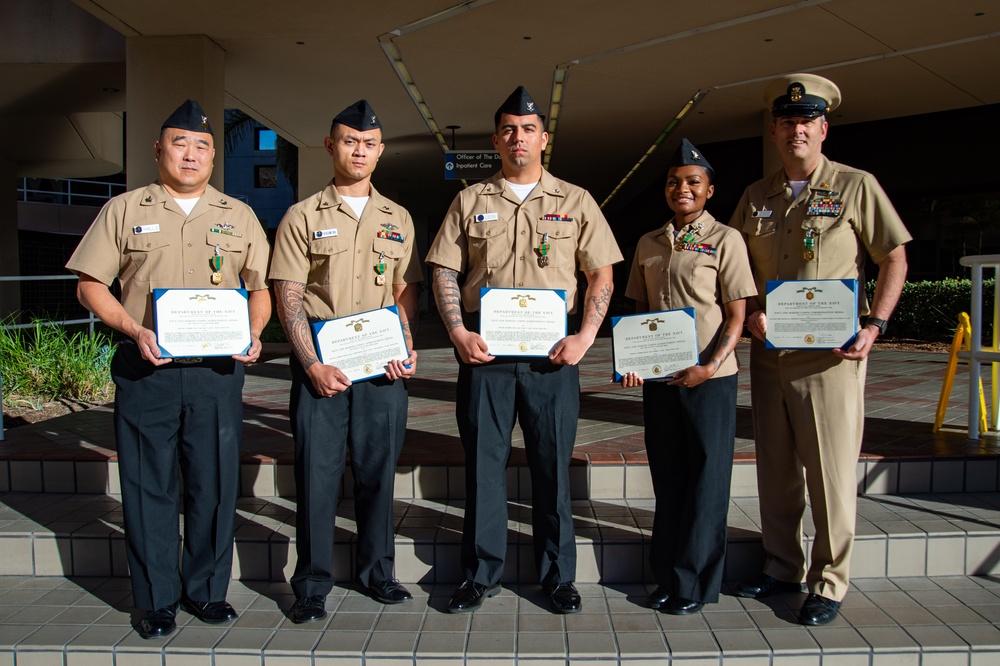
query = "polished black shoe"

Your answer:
(182, 598), (238, 624)
(447, 581), (500, 613)
(288, 595), (327, 624)
(733, 573), (803, 599)
(136, 602), (179, 639)
(664, 597), (704, 615)
(647, 586), (671, 610)
(798, 593), (841, 626)
(356, 578), (413, 605)
(545, 582), (582, 614)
